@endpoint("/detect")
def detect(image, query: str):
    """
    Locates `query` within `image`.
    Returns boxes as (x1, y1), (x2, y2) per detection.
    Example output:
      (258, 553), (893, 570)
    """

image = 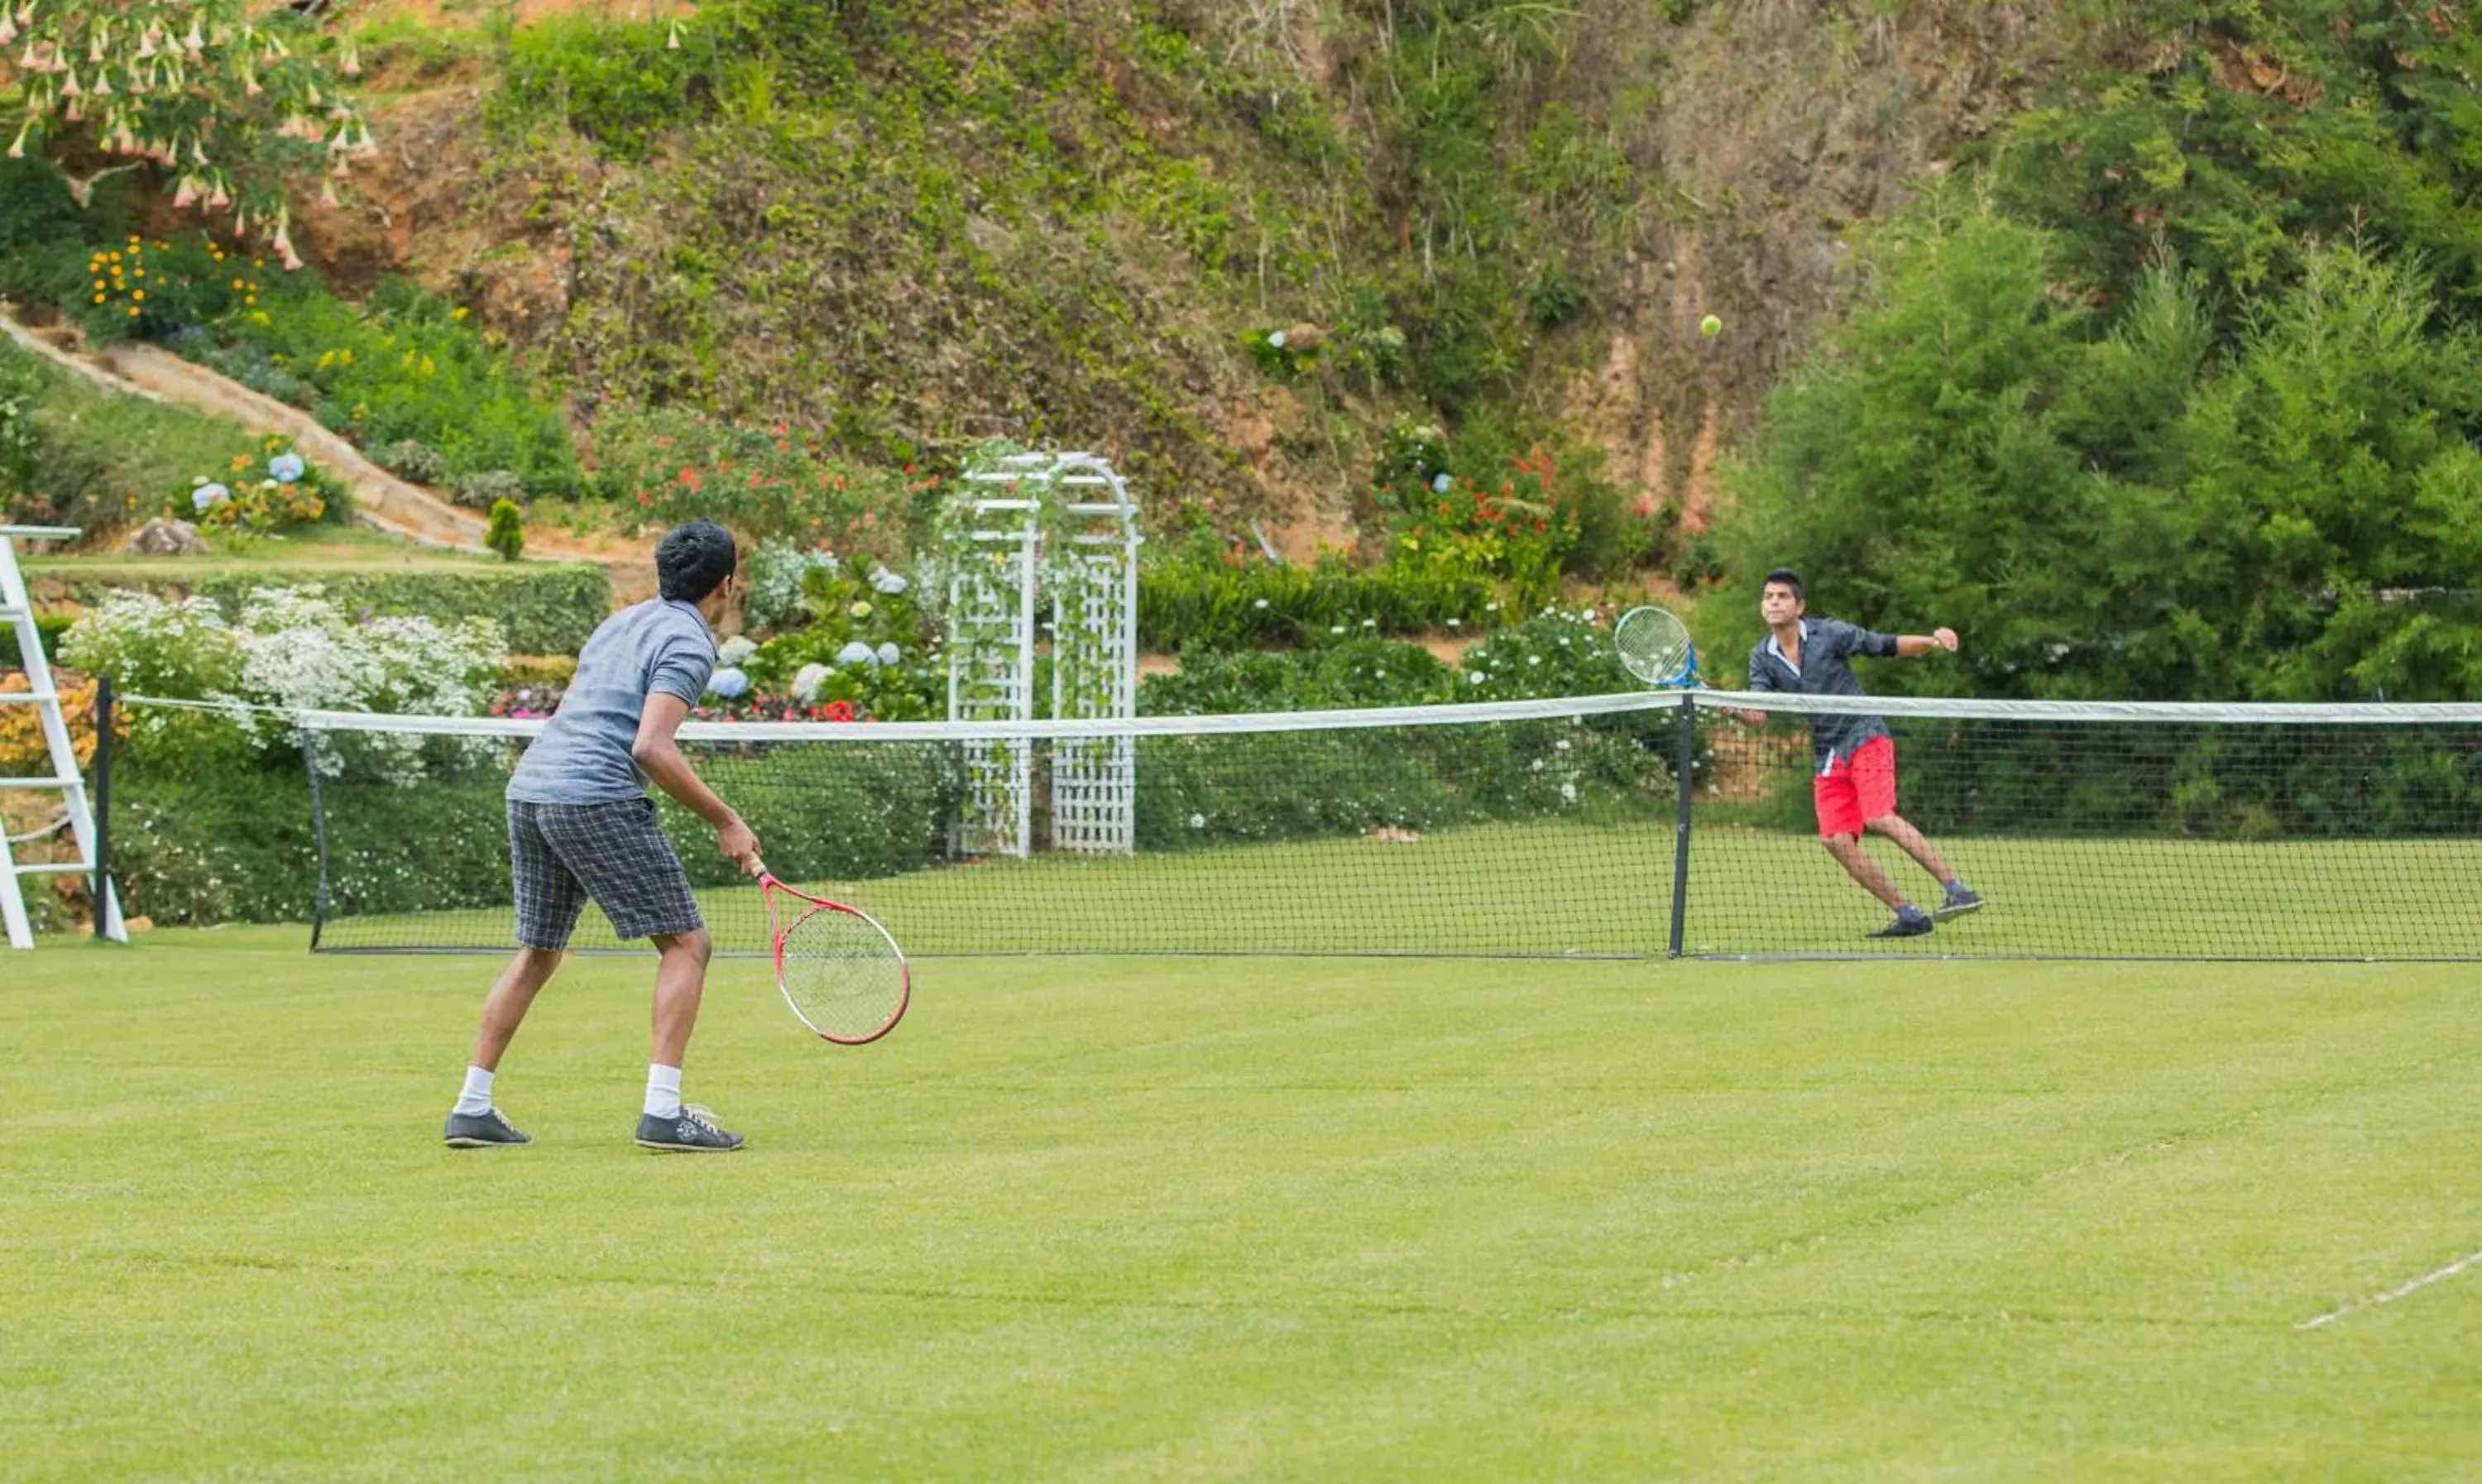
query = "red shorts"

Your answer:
(1814, 735), (1897, 840)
